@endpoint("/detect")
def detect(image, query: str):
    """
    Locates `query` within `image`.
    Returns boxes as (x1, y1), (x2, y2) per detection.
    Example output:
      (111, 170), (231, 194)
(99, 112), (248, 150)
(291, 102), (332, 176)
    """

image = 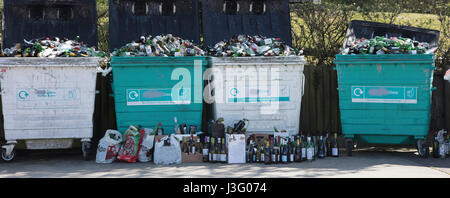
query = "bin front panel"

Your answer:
(210, 56), (305, 135)
(0, 58), (98, 140)
(202, 0), (292, 47)
(109, 0), (200, 51)
(111, 56), (206, 134)
(335, 54), (434, 144)
(2, 0), (98, 49)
